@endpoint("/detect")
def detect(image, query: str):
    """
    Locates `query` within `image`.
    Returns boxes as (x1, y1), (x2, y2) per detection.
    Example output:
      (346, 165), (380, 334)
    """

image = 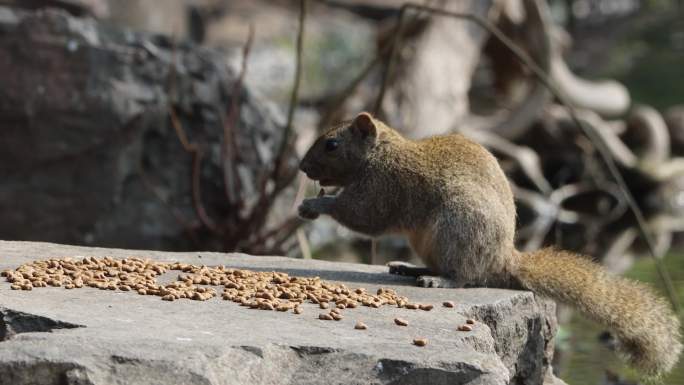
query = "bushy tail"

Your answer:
(514, 248), (682, 377)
